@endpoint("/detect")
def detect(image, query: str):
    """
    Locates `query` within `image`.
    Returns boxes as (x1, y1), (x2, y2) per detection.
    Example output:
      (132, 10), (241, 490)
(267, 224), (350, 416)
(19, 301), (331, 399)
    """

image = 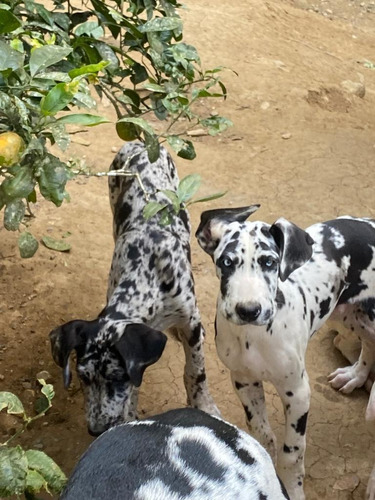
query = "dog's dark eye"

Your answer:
(259, 256), (277, 269)
(223, 257), (233, 267)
